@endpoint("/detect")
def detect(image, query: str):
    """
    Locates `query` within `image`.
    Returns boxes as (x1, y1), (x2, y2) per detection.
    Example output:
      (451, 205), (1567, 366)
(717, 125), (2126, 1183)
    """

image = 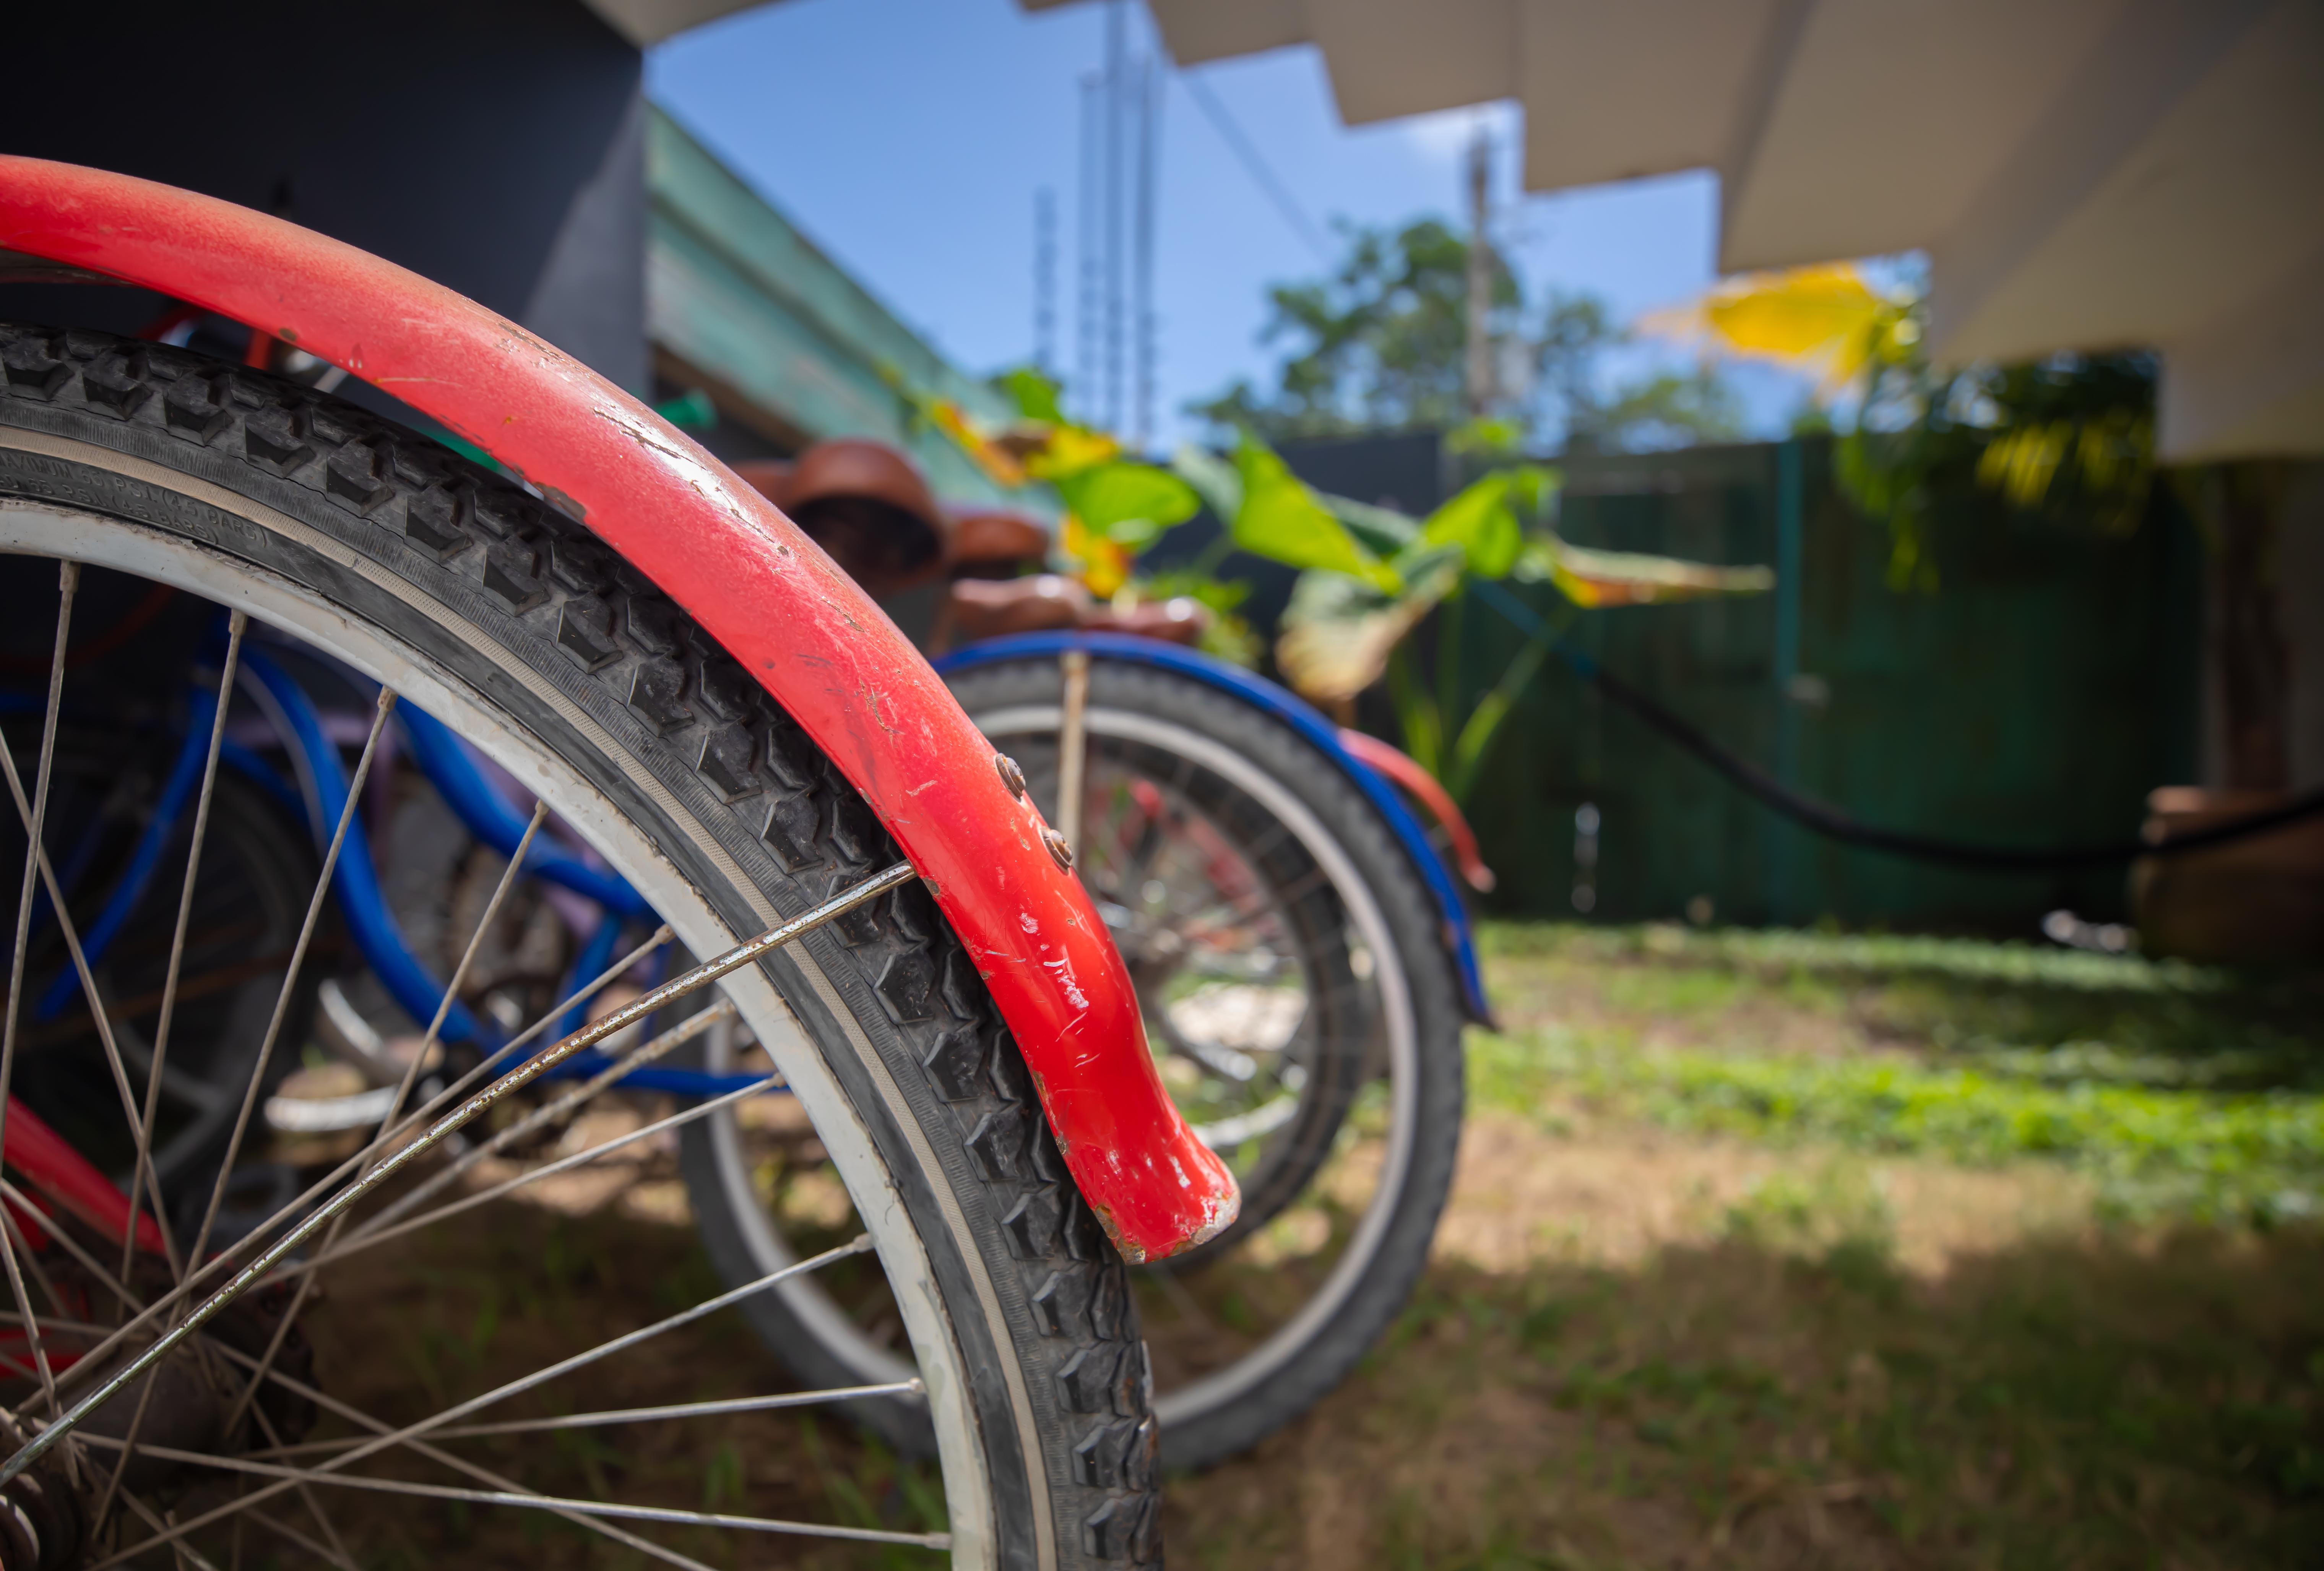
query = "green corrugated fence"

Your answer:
(1439, 438), (2202, 928)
